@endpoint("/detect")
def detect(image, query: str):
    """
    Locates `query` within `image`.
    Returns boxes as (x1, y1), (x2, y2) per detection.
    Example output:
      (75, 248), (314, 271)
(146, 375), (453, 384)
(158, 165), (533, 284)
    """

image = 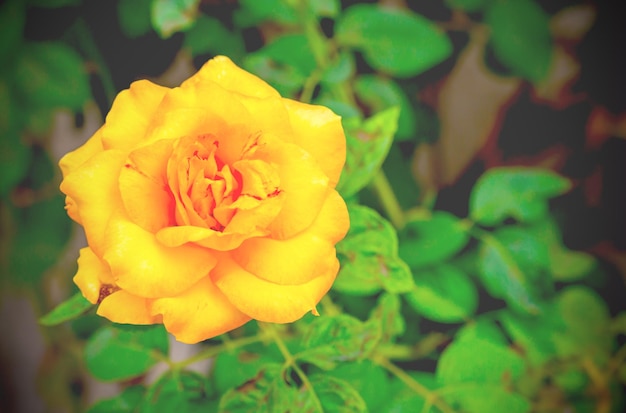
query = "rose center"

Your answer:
(168, 134), (242, 231)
